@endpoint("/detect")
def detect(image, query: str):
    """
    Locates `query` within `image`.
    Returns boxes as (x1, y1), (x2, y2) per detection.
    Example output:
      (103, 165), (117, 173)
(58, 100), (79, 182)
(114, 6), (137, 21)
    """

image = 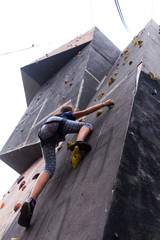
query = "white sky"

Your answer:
(0, 0), (159, 200)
